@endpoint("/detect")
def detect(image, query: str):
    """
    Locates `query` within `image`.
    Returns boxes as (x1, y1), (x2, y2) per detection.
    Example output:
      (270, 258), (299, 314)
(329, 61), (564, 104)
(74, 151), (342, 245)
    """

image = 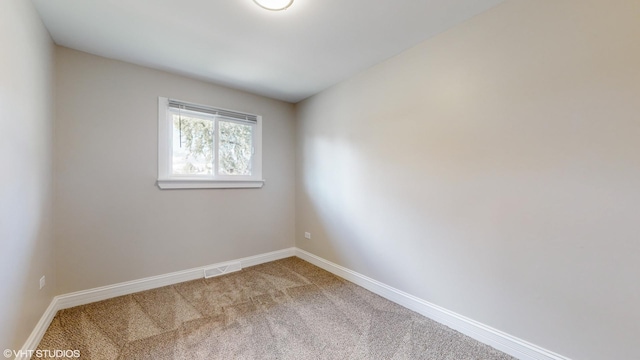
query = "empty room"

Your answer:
(1, 0), (638, 359)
